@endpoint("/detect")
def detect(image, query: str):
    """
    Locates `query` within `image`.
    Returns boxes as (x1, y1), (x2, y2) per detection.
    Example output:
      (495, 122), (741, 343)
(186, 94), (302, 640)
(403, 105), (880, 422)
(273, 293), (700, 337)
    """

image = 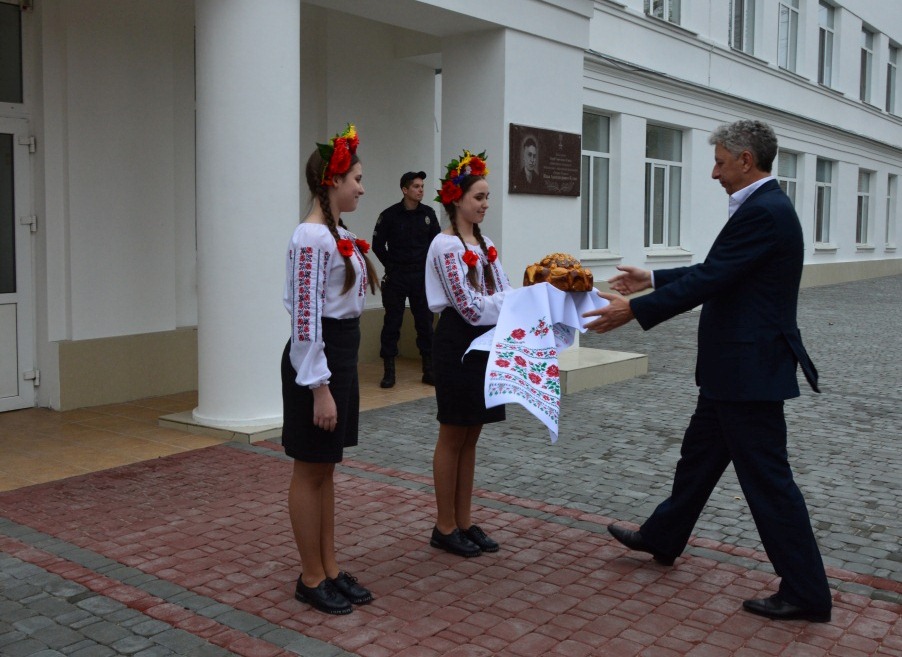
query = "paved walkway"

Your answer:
(1, 275), (900, 656)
